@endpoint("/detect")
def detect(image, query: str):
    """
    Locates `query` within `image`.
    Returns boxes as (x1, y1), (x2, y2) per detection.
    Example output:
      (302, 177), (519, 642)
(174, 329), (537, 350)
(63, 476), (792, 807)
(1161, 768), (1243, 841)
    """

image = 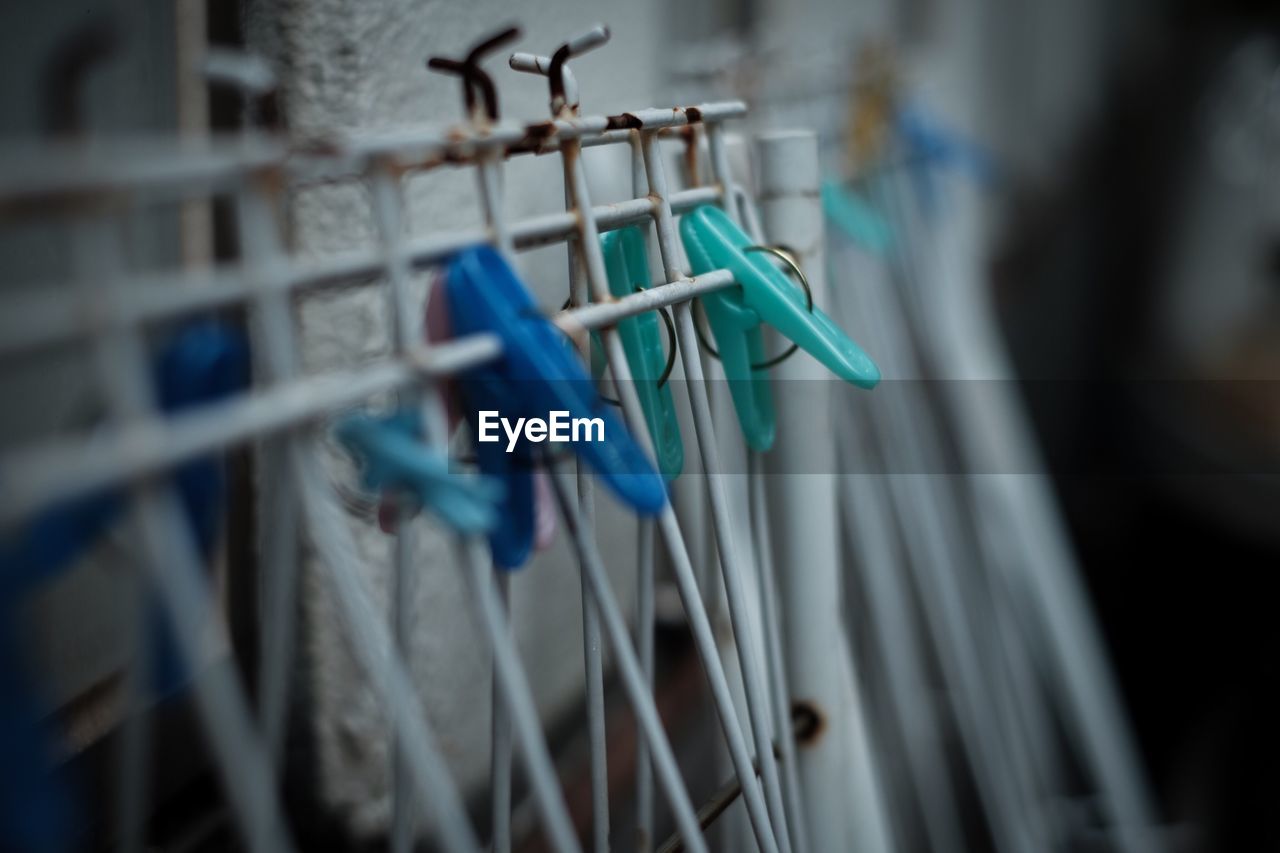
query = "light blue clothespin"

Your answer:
(895, 102), (996, 215)
(821, 181), (894, 255)
(335, 410), (504, 535)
